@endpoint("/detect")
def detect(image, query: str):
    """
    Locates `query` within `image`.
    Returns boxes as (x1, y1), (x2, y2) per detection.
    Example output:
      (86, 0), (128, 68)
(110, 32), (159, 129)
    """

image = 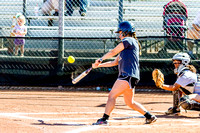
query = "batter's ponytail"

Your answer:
(132, 32), (142, 56)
